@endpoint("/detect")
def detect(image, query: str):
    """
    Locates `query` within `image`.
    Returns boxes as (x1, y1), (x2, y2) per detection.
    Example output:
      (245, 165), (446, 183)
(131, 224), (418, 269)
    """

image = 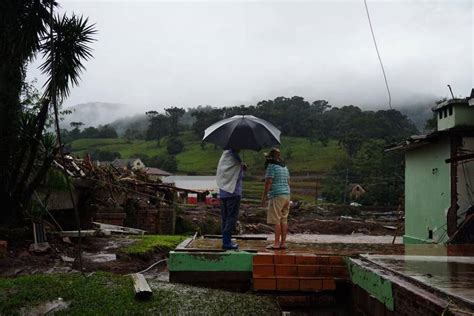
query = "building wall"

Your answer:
(438, 105), (474, 131)
(455, 106), (474, 127)
(404, 139), (451, 244)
